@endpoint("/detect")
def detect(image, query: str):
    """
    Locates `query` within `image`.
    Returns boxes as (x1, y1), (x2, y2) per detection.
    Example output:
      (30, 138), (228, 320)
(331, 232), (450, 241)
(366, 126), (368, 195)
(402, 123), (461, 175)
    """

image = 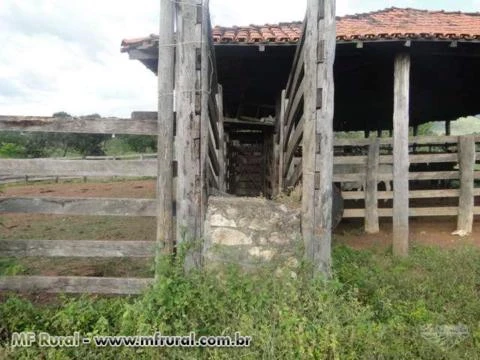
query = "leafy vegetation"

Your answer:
(1, 245), (479, 359)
